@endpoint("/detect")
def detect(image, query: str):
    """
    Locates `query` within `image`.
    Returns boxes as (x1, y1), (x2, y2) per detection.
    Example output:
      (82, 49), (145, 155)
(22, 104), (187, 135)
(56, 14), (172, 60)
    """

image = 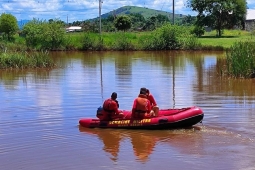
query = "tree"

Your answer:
(129, 13), (145, 29)
(188, 0), (247, 36)
(144, 16), (157, 31)
(181, 15), (196, 26)
(0, 13), (19, 41)
(114, 15), (131, 31)
(155, 14), (170, 24)
(191, 25), (205, 37)
(129, 13), (146, 23)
